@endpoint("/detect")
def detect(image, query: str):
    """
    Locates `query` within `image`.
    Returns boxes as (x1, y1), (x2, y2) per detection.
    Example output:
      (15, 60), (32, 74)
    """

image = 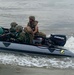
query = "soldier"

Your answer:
(13, 25), (34, 44)
(24, 16), (47, 45)
(24, 16), (46, 40)
(10, 25), (26, 43)
(24, 27), (33, 44)
(10, 22), (18, 33)
(27, 16), (38, 35)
